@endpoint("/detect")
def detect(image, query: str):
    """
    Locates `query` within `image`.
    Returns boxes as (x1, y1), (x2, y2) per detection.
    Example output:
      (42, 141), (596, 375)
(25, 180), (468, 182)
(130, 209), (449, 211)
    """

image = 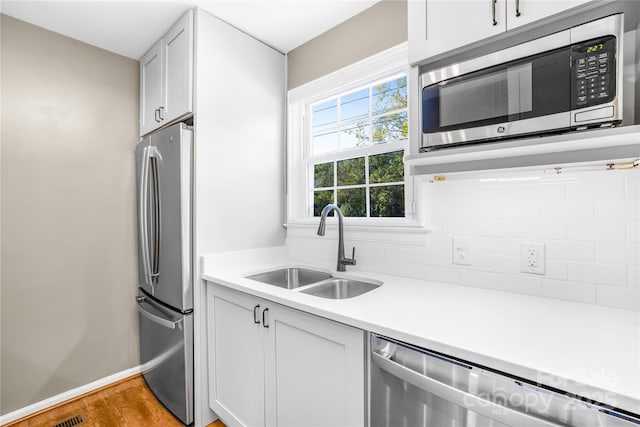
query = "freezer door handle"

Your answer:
(371, 352), (562, 427)
(136, 296), (182, 330)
